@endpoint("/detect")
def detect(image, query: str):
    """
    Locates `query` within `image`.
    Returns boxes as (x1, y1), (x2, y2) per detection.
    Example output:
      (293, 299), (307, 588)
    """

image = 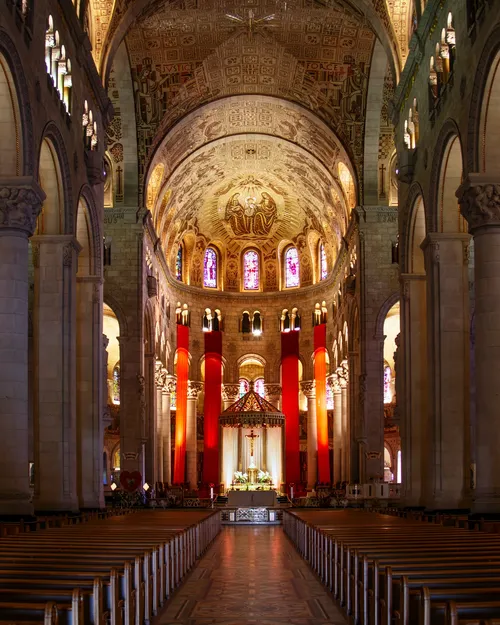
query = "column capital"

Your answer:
(300, 380), (316, 398)
(327, 373), (341, 394)
(187, 380), (204, 399)
(457, 175), (500, 232)
(163, 374), (176, 394)
(337, 362), (349, 386)
(222, 383), (240, 403)
(264, 383), (281, 402)
(0, 177), (45, 236)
